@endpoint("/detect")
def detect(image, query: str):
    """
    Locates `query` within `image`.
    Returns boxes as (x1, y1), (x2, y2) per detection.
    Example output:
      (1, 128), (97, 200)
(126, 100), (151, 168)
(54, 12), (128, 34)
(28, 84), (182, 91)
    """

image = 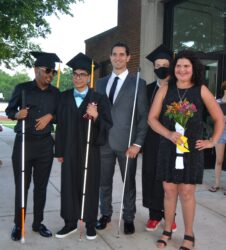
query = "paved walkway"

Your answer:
(0, 126), (226, 250)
